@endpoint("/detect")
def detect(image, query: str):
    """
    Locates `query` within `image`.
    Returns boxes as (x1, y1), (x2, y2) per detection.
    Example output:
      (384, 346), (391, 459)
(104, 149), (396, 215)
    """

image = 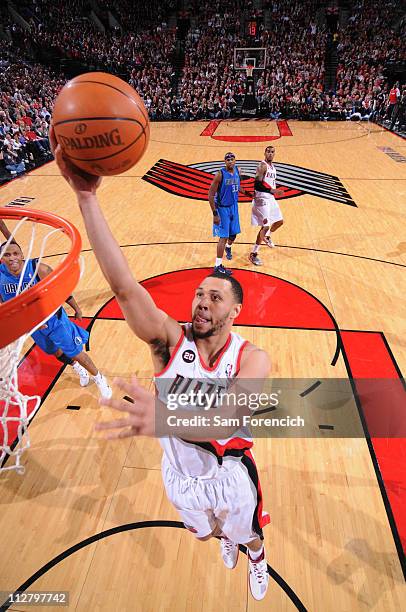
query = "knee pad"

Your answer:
(56, 352), (74, 365)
